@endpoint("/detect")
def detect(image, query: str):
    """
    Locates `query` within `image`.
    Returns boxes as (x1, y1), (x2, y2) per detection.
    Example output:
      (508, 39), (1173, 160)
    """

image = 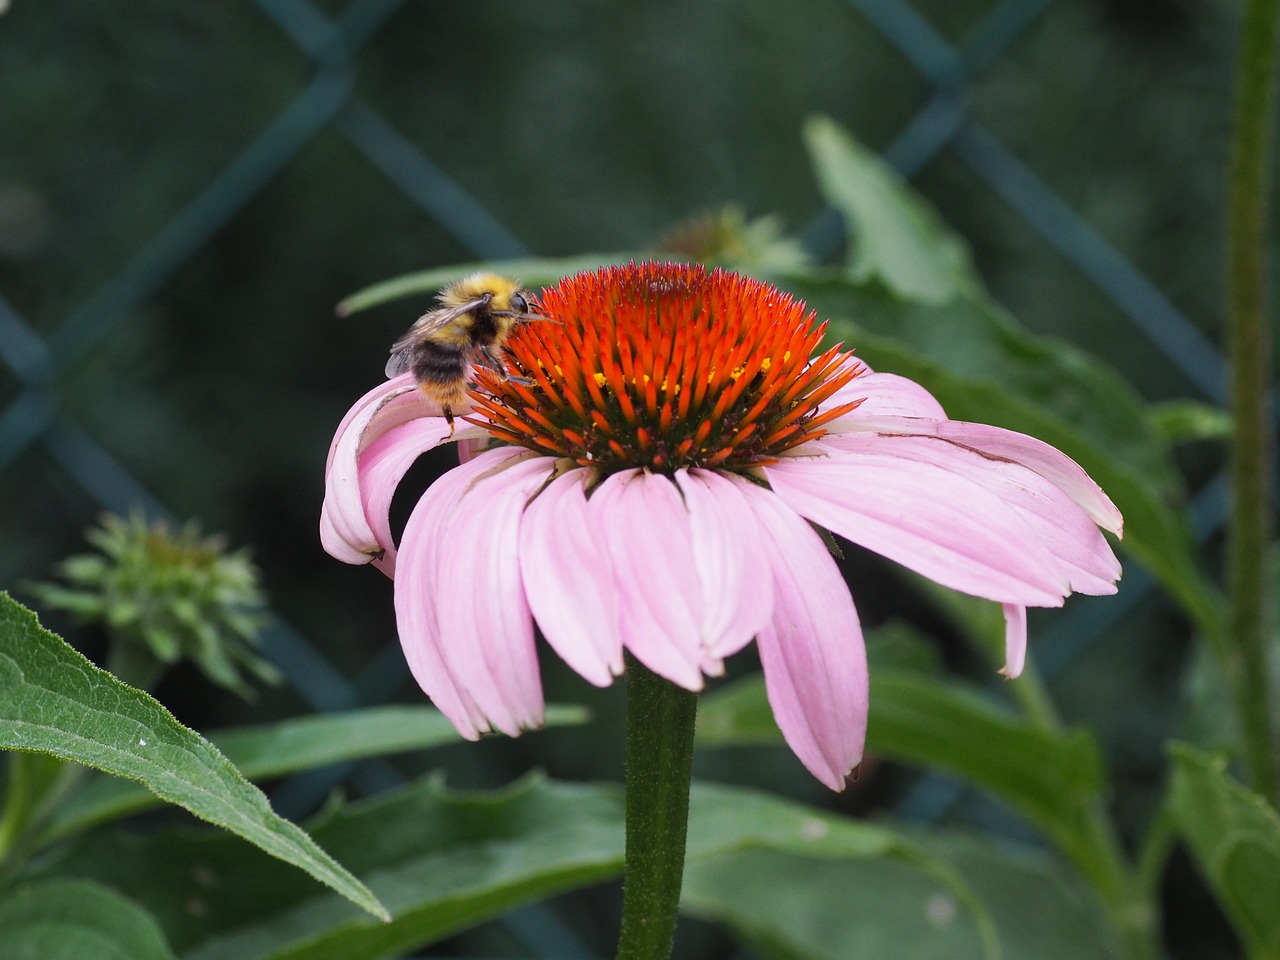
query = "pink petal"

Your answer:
(736, 478), (868, 791)
(822, 432), (1121, 595)
(393, 459), (491, 740)
(319, 508), (368, 567)
(357, 417), (456, 577)
(825, 369), (948, 421)
(456, 435), (491, 464)
(1000, 603), (1027, 678)
(434, 450), (550, 736)
(519, 469), (624, 687)
(589, 469), (707, 690)
(396, 447), (546, 738)
(765, 444), (1070, 607)
(675, 469), (774, 660)
(321, 374), (445, 564)
(324, 374), (416, 474)
(835, 416), (1123, 537)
